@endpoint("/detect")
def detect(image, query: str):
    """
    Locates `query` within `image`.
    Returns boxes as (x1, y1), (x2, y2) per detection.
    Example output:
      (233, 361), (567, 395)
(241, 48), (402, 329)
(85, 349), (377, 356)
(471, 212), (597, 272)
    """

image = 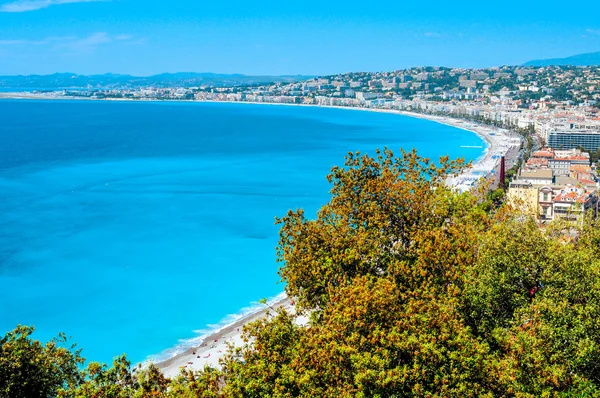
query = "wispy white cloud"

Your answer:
(0, 33), (142, 54)
(0, 0), (107, 13)
(0, 39), (27, 45)
(0, 35), (75, 46)
(424, 31), (442, 38)
(586, 28), (600, 36)
(54, 32), (112, 52)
